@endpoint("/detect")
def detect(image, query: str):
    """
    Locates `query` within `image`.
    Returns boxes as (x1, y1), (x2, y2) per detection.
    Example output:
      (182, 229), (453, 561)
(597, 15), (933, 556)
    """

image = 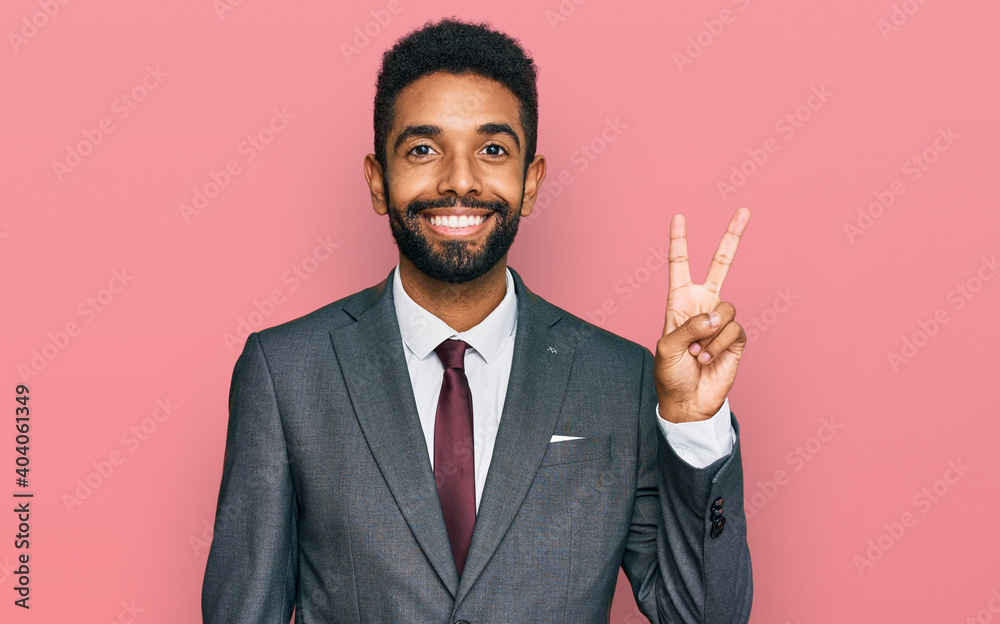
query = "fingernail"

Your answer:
(689, 343), (701, 355)
(709, 312), (720, 327)
(699, 352), (711, 363)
